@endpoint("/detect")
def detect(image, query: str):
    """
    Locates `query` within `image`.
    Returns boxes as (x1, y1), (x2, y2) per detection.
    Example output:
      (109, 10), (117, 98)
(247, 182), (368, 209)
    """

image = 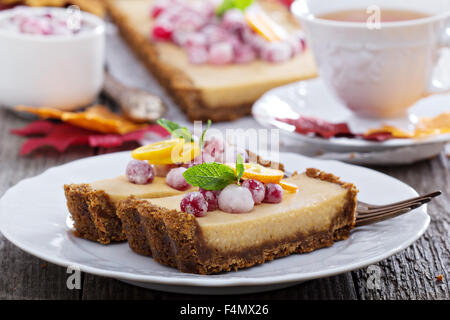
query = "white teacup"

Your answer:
(292, 0), (450, 118)
(0, 7), (105, 111)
